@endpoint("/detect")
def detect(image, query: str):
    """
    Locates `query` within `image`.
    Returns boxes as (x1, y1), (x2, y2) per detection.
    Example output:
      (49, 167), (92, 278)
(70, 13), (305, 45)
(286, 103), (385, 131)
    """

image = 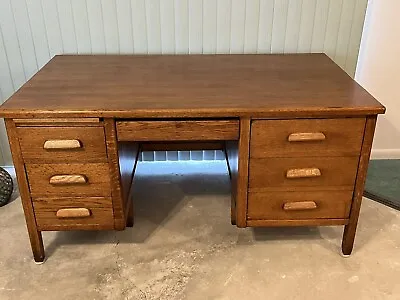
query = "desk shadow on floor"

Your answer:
(44, 172), (232, 257)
